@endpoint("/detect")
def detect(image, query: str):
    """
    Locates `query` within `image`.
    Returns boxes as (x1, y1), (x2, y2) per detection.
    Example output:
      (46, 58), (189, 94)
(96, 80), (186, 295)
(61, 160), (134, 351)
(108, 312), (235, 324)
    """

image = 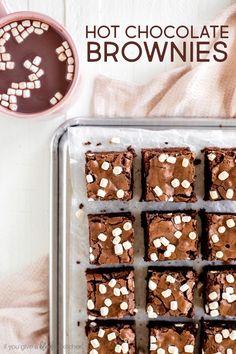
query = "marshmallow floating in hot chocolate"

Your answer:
(0, 19), (75, 113)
